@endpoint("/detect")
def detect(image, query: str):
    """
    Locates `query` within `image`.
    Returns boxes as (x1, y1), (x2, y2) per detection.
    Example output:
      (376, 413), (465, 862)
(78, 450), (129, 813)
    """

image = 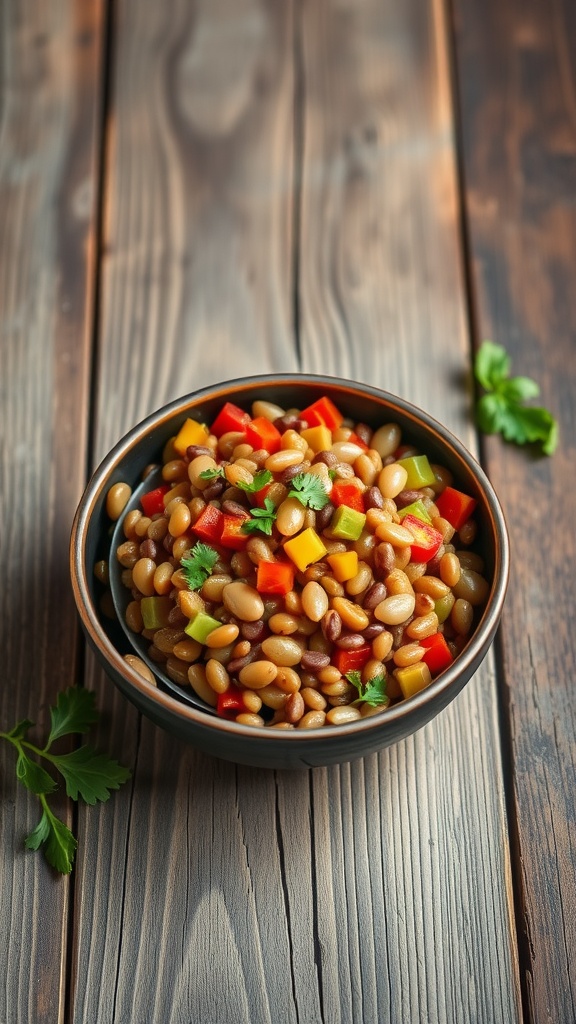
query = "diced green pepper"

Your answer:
(397, 455), (436, 489)
(397, 499), (432, 524)
(140, 595), (173, 630)
(330, 505), (366, 542)
(185, 610), (223, 644)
